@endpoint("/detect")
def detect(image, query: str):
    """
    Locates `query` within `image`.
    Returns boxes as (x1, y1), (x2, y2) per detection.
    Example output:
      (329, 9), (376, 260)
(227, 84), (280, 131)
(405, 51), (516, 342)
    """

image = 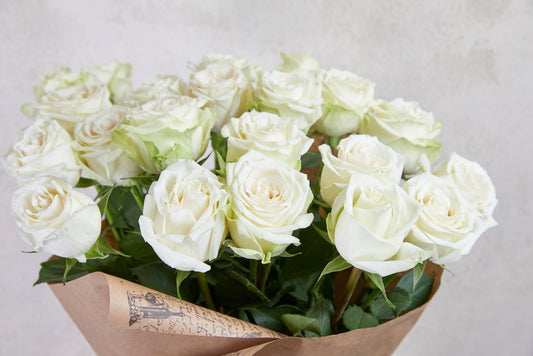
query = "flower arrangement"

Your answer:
(5, 54), (497, 342)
